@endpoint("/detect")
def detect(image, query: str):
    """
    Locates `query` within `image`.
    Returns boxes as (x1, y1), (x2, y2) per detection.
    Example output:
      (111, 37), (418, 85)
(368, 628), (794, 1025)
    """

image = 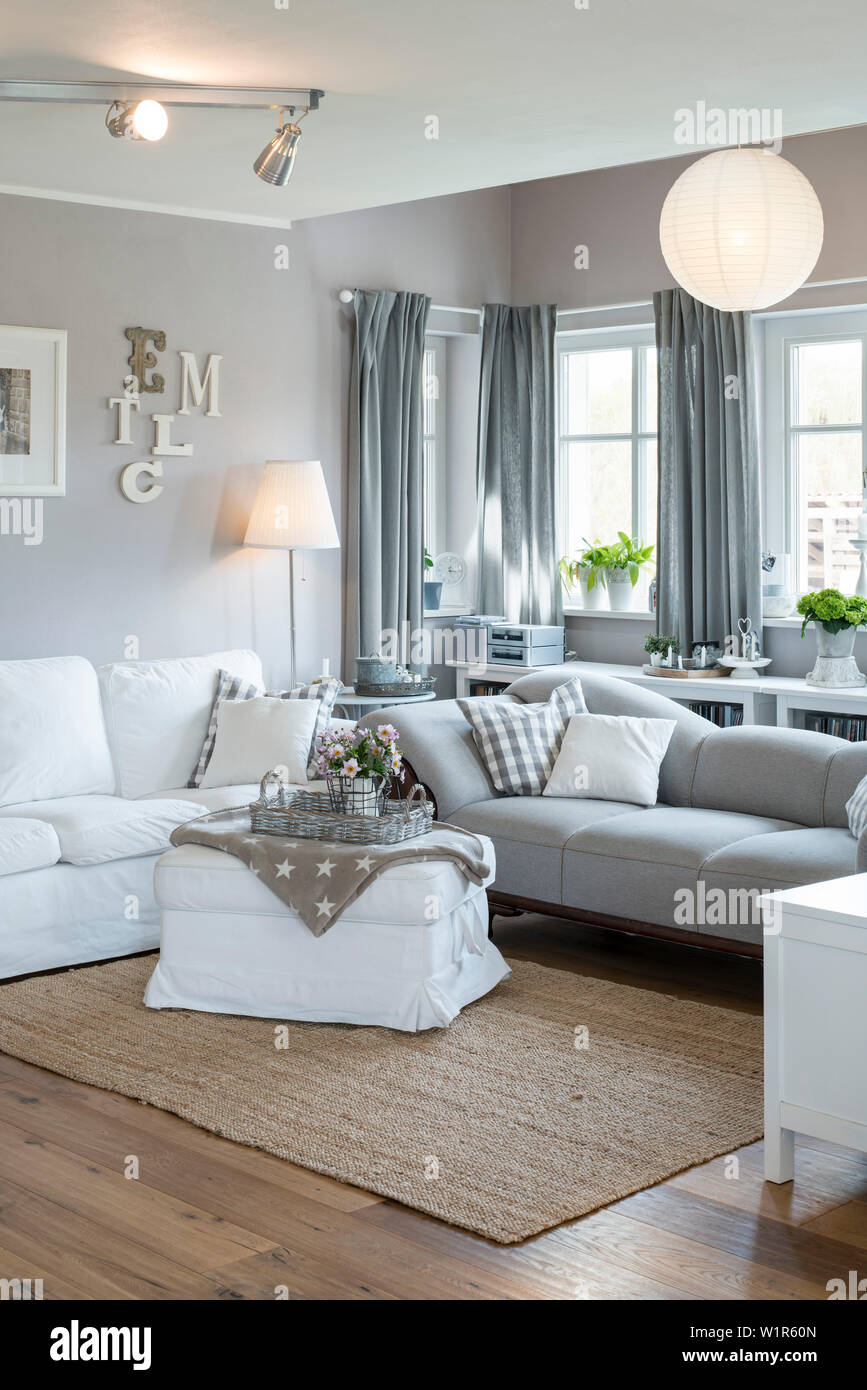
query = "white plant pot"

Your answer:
(606, 569), (635, 611)
(806, 624), (866, 688)
(578, 573), (606, 610)
(649, 652), (663, 667)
